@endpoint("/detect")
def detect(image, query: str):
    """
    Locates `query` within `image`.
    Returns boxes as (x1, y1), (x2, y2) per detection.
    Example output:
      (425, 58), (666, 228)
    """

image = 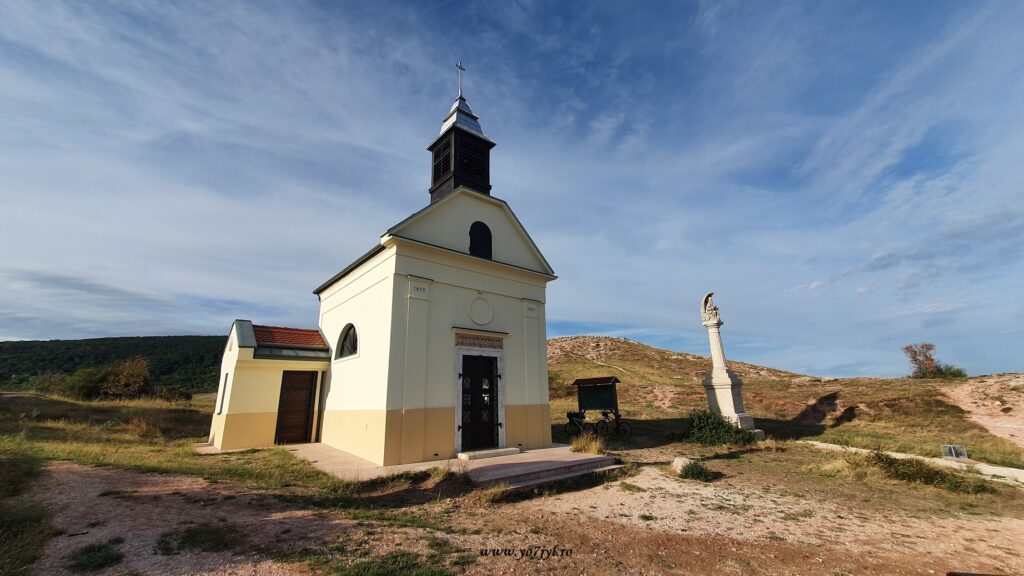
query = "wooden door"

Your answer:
(275, 371), (317, 444)
(461, 355), (498, 451)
